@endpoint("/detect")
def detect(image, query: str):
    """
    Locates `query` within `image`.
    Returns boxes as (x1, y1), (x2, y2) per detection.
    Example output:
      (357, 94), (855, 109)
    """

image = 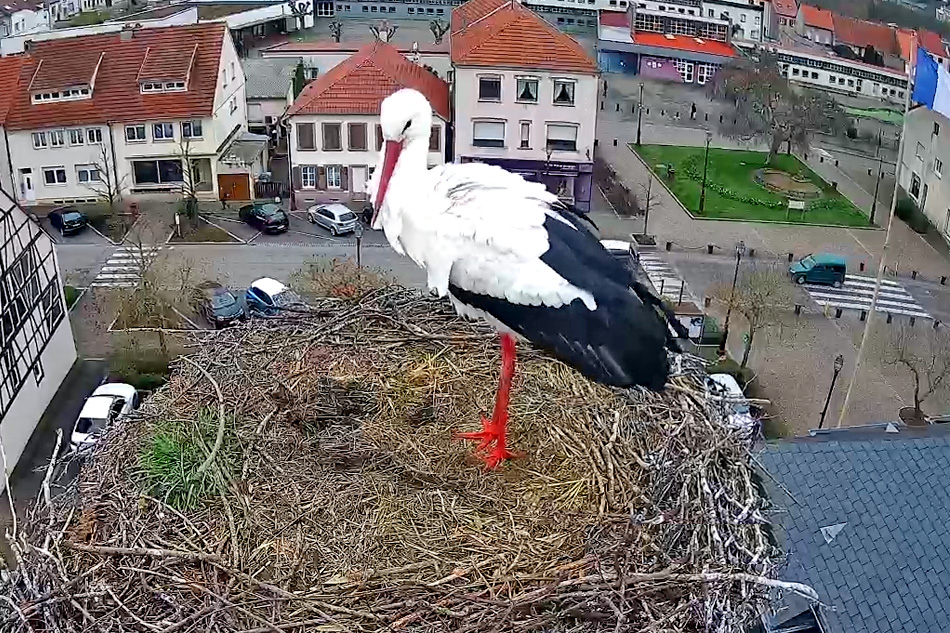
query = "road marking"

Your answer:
(801, 277), (931, 320)
(637, 253), (693, 303)
(90, 245), (162, 289)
